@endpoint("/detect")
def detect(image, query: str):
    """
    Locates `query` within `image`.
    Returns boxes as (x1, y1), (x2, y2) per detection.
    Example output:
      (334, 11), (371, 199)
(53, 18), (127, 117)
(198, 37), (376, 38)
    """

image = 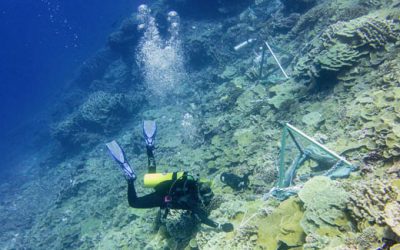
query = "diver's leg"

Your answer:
(143, 120), (157, 173)
(127, 179), (164, 208)
(146, 146), (156, 173)
(127, 179), (139, 206)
